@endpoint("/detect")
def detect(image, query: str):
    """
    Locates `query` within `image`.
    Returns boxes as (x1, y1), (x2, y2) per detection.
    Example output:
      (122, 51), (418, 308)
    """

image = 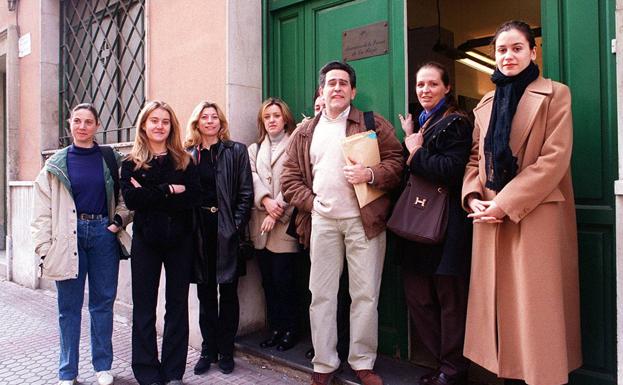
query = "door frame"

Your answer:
(613, 1), (623, 384)
(262, 0), (409, 358)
